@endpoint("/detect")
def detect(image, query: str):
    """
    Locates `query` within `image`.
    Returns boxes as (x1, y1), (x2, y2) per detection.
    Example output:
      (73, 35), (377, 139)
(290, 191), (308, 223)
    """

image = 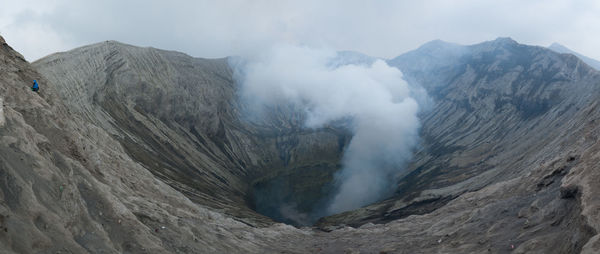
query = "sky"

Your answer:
(1, 0), (600, 61)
